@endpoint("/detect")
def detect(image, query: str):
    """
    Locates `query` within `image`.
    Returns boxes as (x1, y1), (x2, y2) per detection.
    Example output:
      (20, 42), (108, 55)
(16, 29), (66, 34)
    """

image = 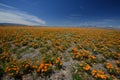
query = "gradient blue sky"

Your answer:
(0, 0), (120, 27)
